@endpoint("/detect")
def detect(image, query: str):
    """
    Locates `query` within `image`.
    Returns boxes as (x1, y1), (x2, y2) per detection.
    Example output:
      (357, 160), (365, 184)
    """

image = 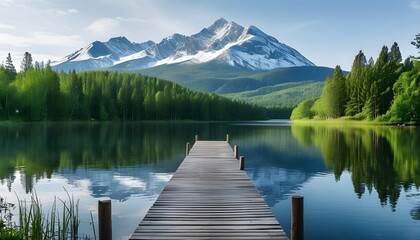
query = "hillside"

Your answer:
(224, 81), (324, 108)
